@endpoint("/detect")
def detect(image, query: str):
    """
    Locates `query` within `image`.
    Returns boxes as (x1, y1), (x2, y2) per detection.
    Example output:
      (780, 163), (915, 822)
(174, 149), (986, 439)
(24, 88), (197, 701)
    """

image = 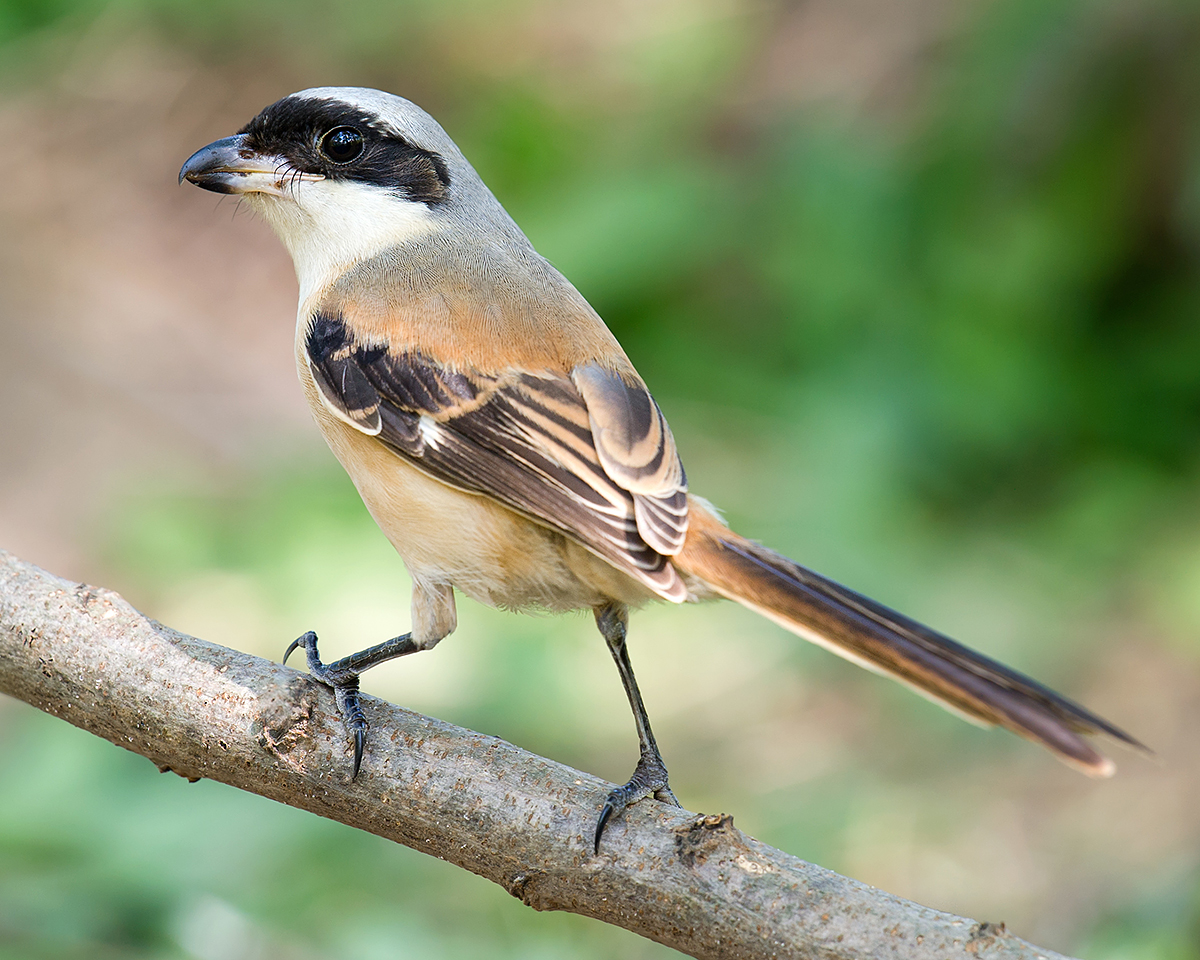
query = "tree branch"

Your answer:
(0, 549), (1071, 960)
